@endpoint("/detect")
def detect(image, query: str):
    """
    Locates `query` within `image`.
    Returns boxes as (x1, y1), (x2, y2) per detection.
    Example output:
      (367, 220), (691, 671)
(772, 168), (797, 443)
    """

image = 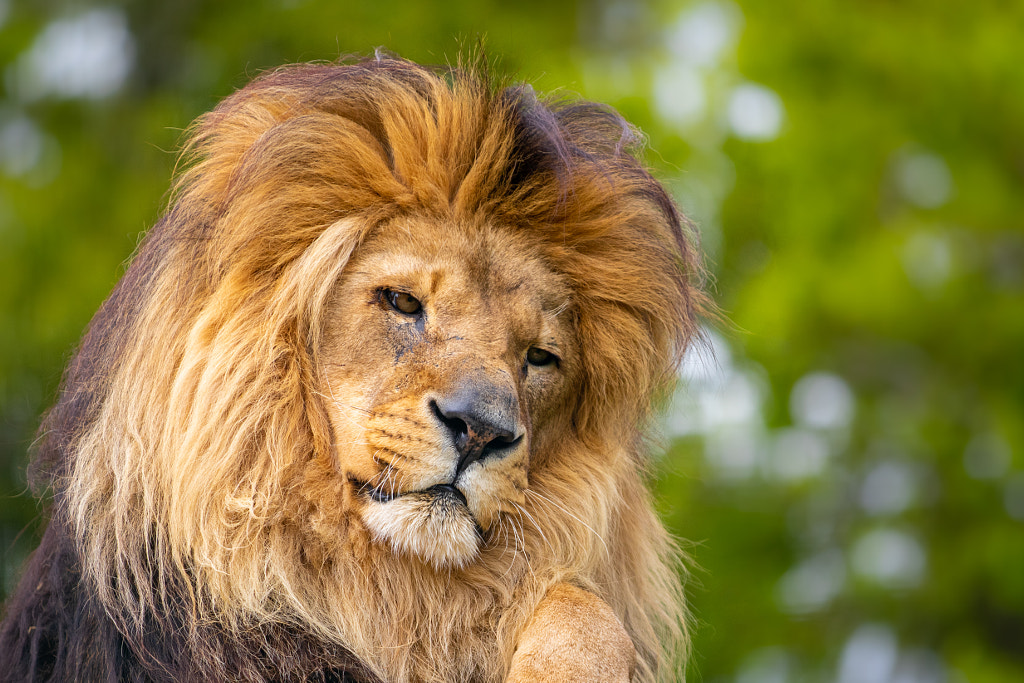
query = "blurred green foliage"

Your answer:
(1, 1), (1021, 681)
